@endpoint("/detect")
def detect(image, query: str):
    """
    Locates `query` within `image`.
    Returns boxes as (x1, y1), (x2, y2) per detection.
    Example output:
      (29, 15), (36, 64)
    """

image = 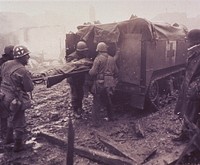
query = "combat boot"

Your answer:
(4, 127), (14, 144)
(13, 139), (24, 152)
